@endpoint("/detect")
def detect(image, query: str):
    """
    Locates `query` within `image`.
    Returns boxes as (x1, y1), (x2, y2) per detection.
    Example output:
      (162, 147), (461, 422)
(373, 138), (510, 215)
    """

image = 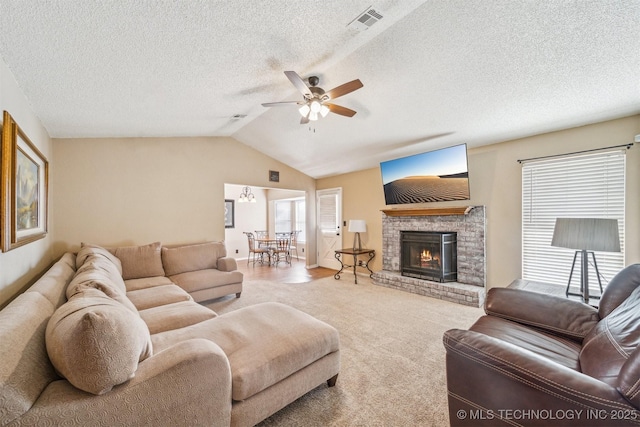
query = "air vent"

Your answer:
(347, 6), (384, 31)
